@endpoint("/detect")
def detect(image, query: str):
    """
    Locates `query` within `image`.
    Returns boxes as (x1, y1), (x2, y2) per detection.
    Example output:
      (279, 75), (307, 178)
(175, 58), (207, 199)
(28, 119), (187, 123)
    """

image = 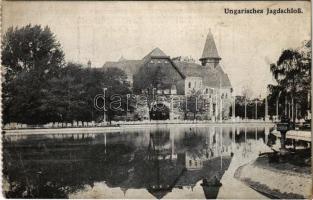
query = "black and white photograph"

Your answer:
(1, 1), (312, 199)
